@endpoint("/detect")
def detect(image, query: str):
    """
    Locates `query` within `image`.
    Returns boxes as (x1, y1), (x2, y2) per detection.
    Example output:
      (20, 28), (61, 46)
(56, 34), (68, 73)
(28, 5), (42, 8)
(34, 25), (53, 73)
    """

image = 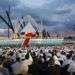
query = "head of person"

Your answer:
(25, 52), (29, 59)
(16, 57), (20, 62)
(48, 57), (54, 66)
(66, 54), (71, 59)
